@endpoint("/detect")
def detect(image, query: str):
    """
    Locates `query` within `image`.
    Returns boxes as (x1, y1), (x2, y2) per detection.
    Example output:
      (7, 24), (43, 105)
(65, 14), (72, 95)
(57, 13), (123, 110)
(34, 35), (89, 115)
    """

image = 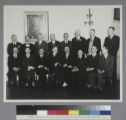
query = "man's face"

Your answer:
(13, 47), (18, 54)
(64, 33), (69, 40)
(78, 50), (83, 57)
(25, 48), (31, 54)
(89, 30), (95, 38)
(50, 34), (55, 41)
(12, 35), (17, 42)
(39, 49), (44, 54)
(91, 46), (97, 53)
(38, 34), (43, 41)
(75, 31), (81, 38)
(25, 36), (30, 43)
(64, 47), (70, 53)
(101, 47), (107, 55)
(108, 28), (114, 36)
